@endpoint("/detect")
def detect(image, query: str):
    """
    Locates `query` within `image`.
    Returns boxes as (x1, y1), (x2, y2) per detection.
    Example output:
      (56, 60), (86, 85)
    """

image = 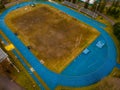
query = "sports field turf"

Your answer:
(5, 4), (99, 73)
